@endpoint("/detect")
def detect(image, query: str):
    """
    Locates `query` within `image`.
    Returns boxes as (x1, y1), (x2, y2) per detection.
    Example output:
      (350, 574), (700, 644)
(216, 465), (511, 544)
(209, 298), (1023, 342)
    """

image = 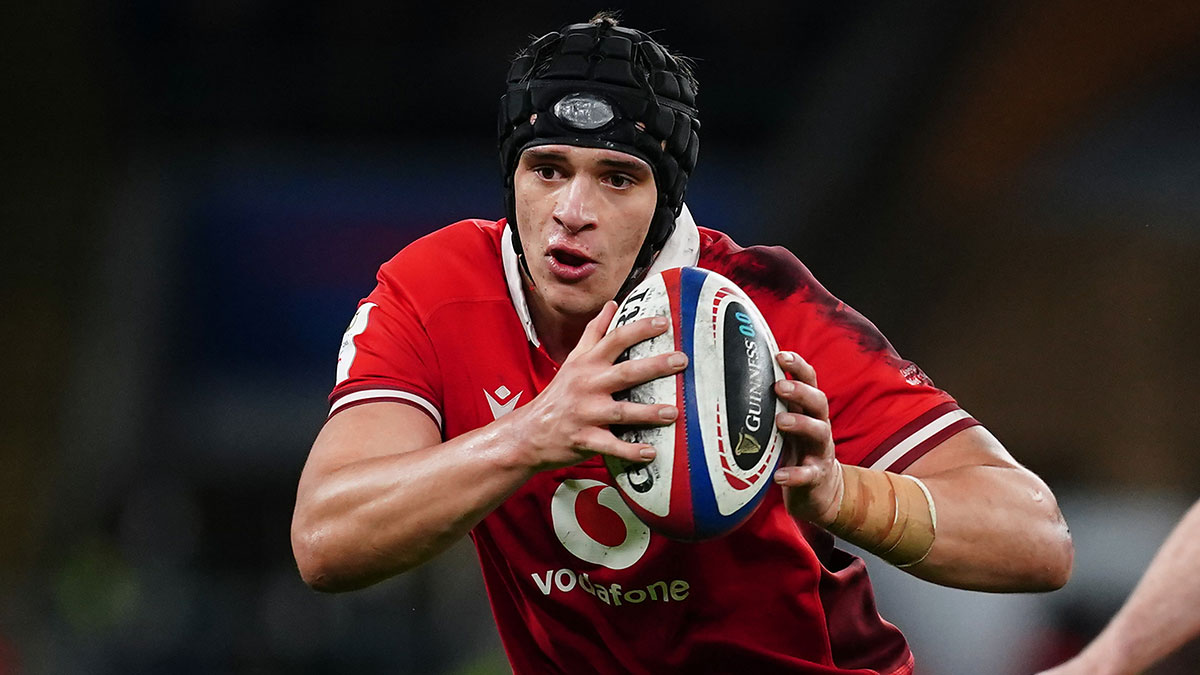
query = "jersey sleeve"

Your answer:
(800, 301), (979, 473)
(713, 240), (979, 474)
(328, 257), (444, 431)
